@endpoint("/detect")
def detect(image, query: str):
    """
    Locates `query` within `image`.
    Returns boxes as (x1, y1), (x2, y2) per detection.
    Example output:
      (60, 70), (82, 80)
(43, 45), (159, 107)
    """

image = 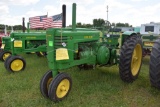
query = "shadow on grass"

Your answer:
(142, 56), (150, 65)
